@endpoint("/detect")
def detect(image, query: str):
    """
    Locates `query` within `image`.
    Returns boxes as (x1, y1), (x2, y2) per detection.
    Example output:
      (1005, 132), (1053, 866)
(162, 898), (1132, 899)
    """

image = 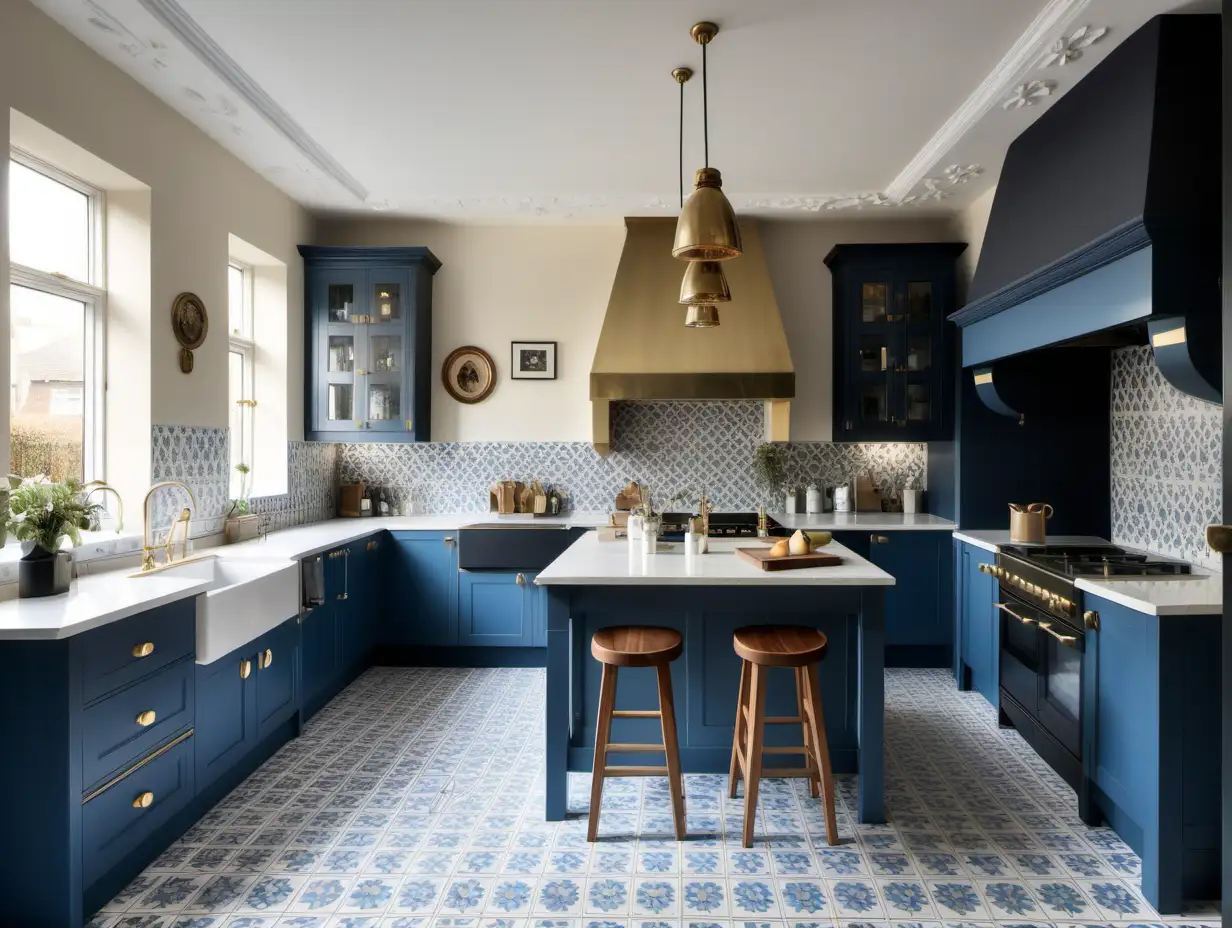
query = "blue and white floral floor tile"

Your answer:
(90, 668), (1220, 928)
